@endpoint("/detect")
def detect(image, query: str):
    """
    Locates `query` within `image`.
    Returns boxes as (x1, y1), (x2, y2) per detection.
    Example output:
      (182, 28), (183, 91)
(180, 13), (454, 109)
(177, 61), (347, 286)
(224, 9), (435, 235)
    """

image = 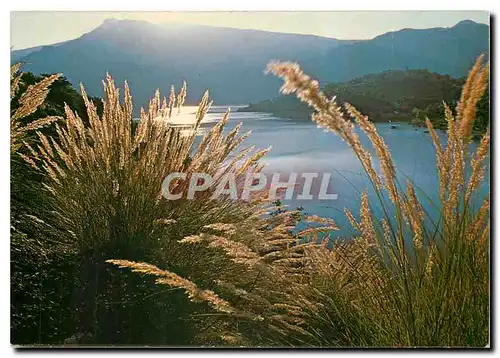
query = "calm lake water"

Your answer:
(186, 105), (490, 237)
